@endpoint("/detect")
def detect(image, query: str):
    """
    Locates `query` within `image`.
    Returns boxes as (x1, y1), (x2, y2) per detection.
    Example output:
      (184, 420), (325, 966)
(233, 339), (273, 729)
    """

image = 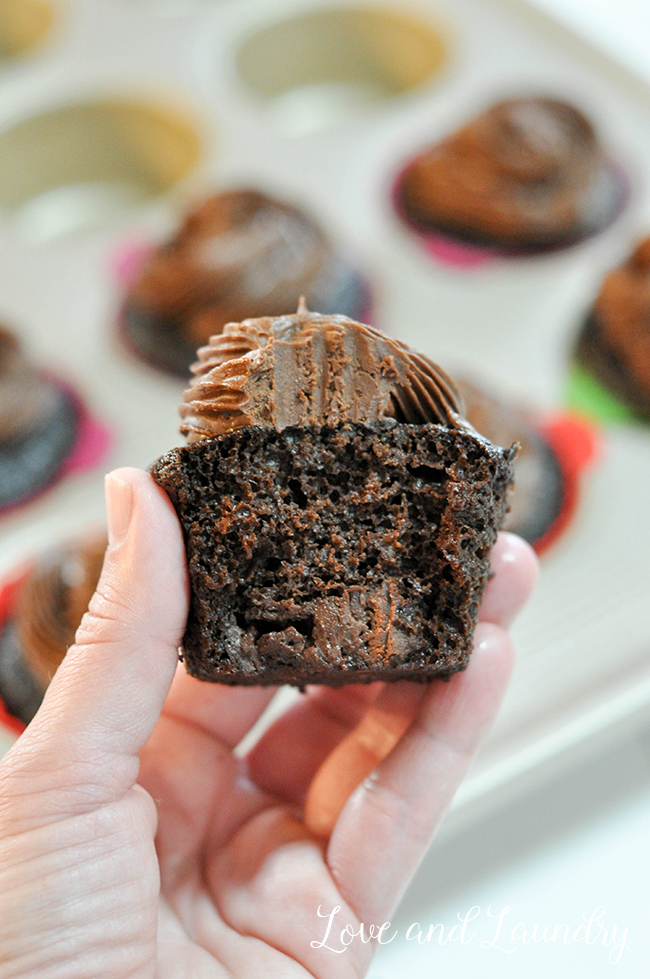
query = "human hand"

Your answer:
(0, 467), (537, 978)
